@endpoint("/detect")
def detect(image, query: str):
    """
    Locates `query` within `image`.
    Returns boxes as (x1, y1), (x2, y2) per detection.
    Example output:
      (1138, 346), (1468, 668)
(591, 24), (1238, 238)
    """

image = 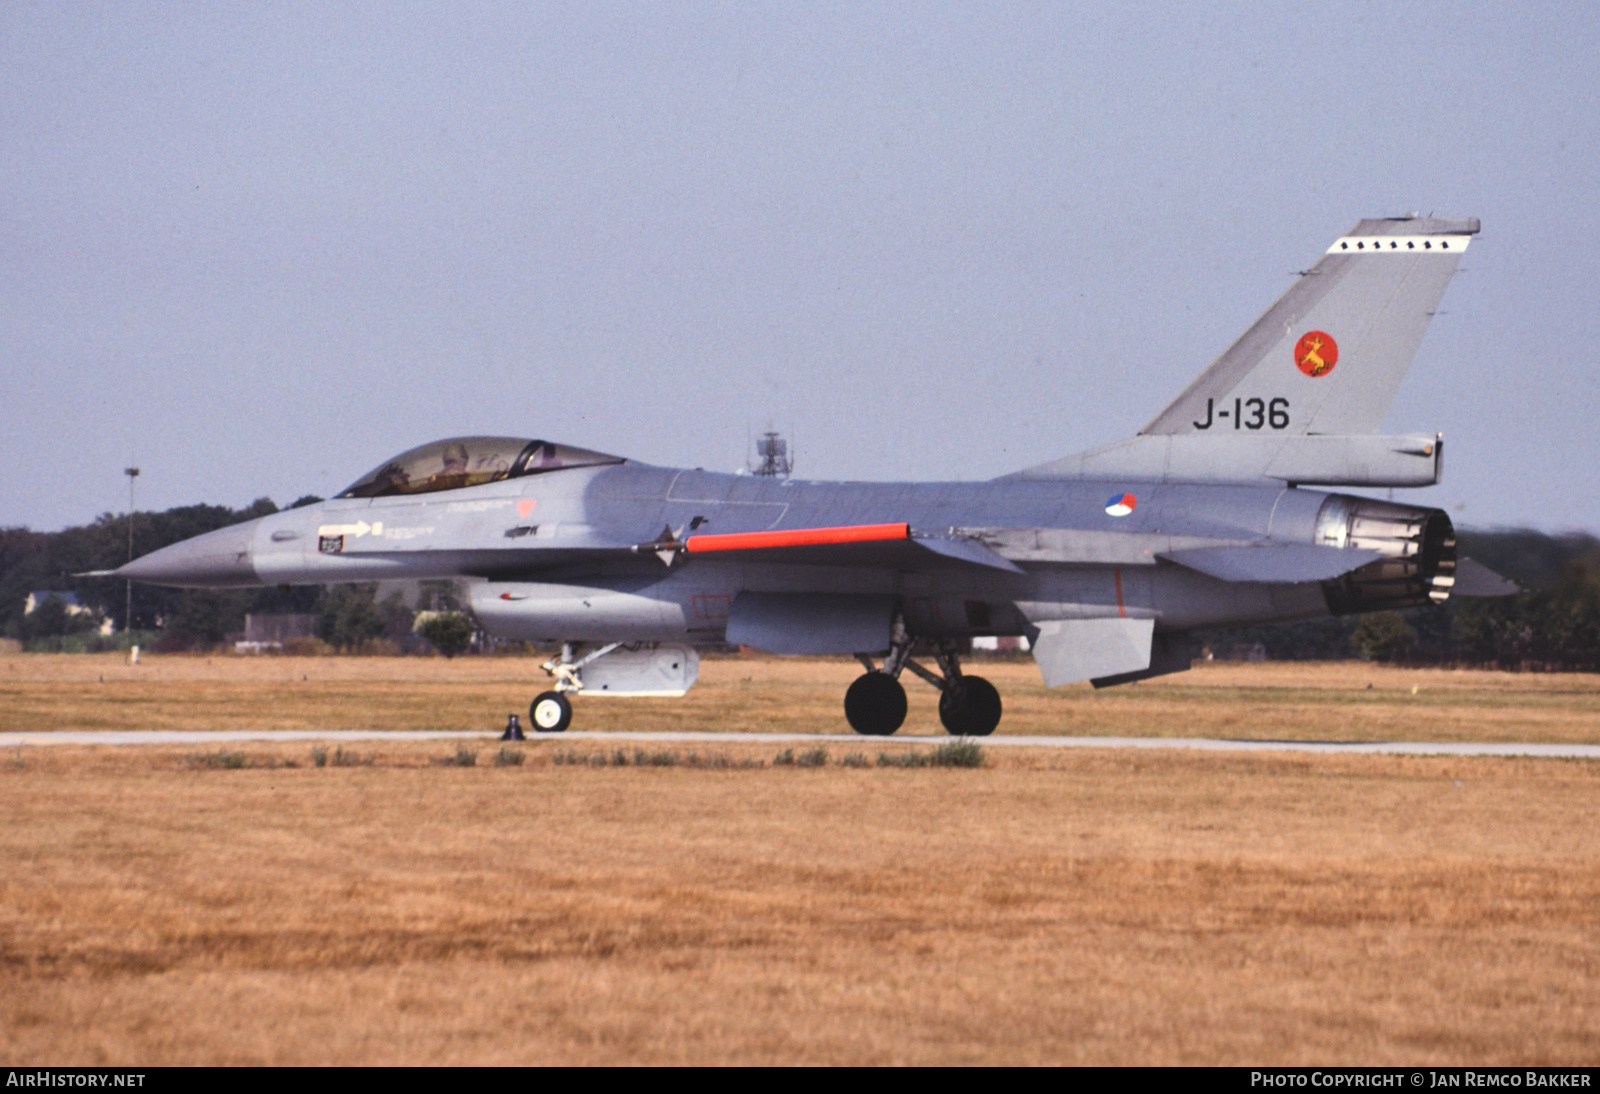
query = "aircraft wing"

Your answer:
(404, 522), (1027, 581)
(671, 523), (1025, 573)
